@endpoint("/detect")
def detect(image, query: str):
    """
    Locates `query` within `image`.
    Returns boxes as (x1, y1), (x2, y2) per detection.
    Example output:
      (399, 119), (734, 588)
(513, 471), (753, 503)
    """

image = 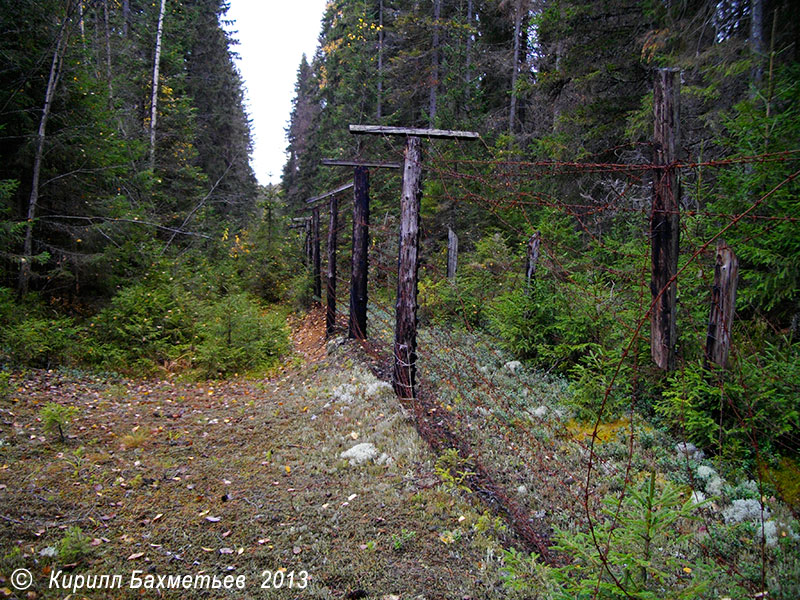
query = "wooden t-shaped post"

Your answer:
(349, 125), (479, 400)
(306, 182), (355, 314)
(320, 159), (401, 340)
